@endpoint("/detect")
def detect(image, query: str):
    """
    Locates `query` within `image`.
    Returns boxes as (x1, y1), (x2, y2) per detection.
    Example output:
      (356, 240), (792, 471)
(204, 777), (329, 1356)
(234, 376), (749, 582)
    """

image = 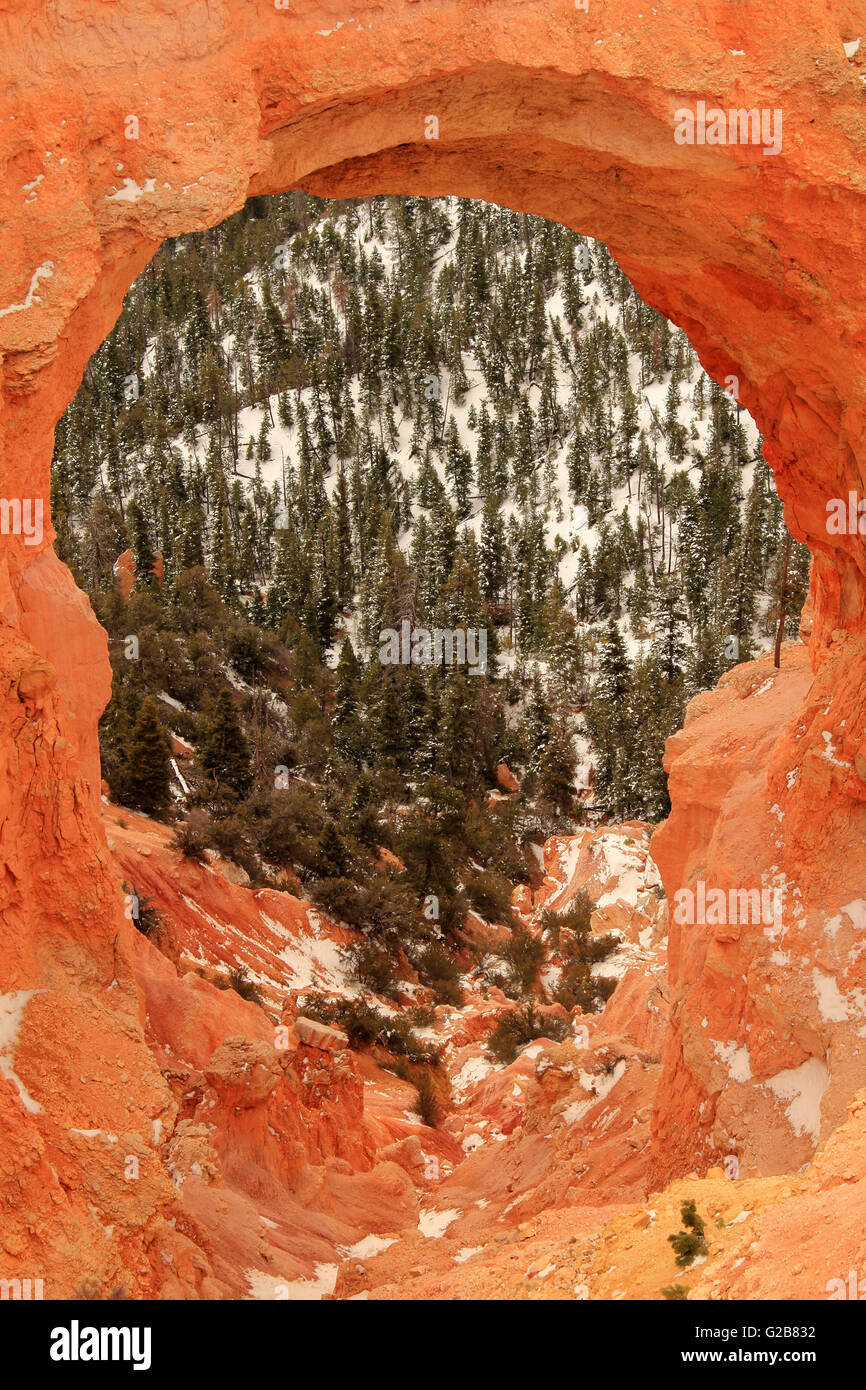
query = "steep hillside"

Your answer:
(52, 193), (809, 844)
(105, 797), (667, 1299)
